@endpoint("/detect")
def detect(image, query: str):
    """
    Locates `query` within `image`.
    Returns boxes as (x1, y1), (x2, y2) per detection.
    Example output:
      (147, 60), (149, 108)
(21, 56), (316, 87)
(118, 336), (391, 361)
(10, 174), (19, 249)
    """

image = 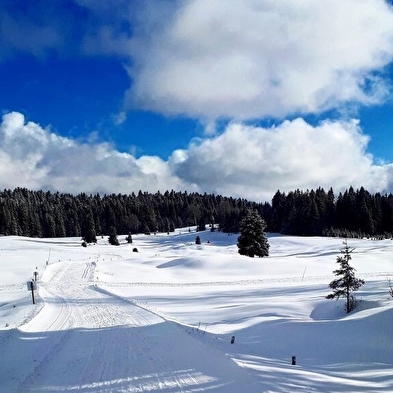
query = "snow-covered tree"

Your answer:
(326, 240), (365, 313)
(237, 210), (269, 257)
